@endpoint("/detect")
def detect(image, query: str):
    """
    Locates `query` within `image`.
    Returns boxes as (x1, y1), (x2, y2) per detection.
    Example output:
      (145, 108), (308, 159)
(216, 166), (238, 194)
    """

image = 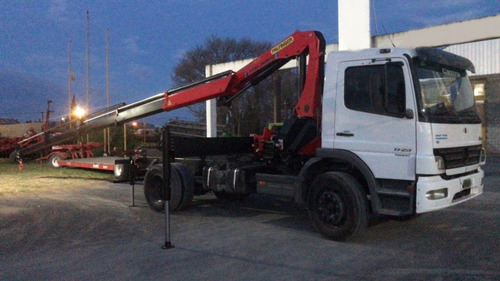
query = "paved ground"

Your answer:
(1, 159), (499, 280)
